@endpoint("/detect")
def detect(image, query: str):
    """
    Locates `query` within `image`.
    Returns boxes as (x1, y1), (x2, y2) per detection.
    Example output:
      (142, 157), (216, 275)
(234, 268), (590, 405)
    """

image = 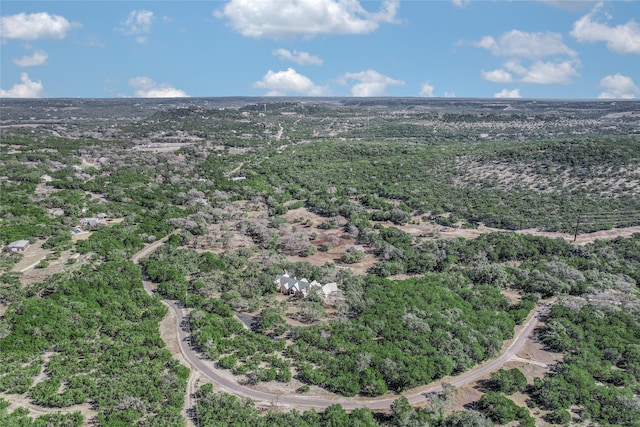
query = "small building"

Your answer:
(6, 240), (30, 253)
(80, 217), (107, 228)
(275, 271), (339, 302)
